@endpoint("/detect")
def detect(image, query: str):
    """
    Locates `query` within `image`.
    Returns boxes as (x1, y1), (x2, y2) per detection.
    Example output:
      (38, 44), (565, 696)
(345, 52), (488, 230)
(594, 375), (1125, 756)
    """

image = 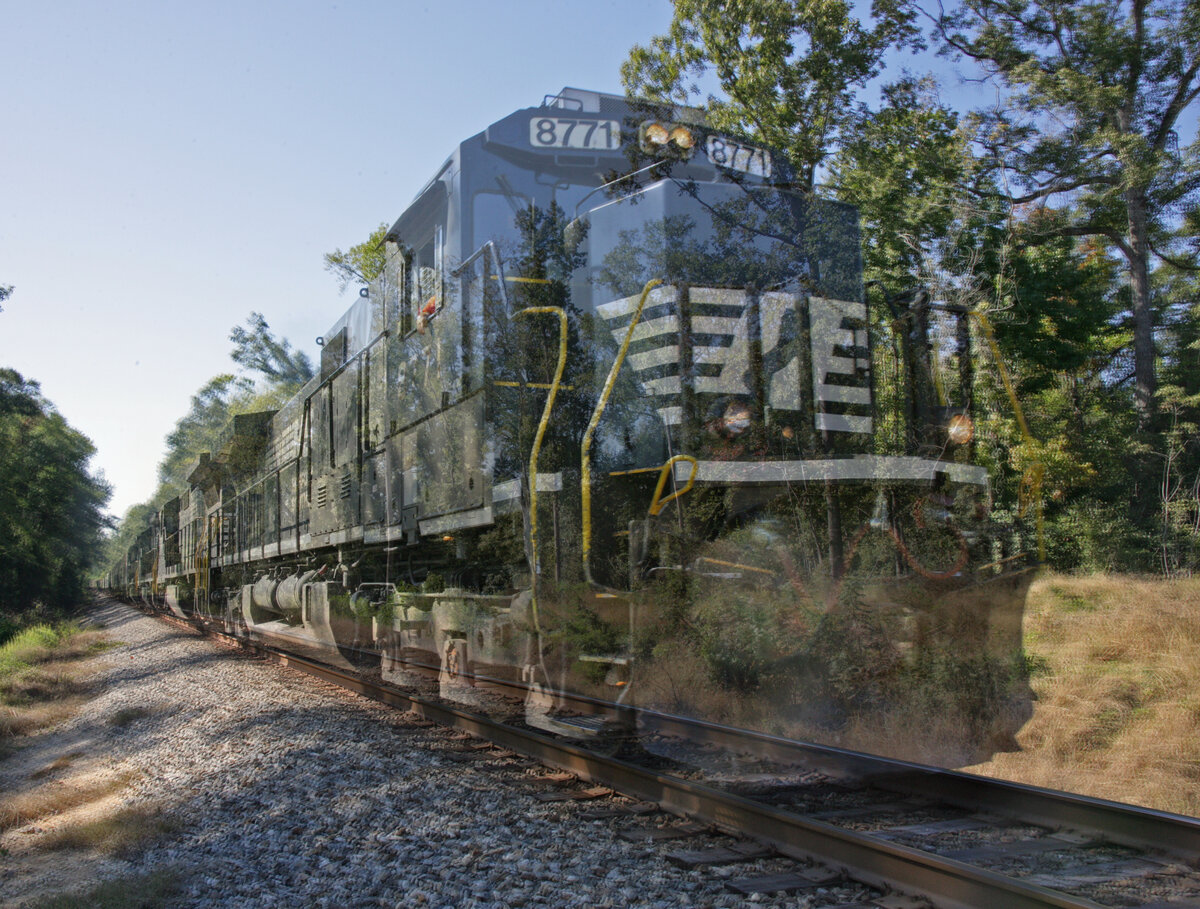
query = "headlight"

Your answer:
(721, 401), (753, 437)
(668, 126), (695, 149)
(947, 413), (974, 445)
(644, 122), (670, 145)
